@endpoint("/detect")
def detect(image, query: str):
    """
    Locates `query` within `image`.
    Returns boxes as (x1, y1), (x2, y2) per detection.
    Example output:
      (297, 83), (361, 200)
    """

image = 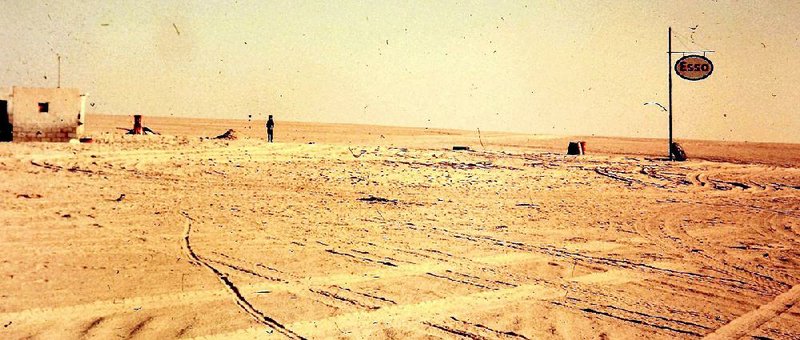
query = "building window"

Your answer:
(38, 102), (49, 113)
